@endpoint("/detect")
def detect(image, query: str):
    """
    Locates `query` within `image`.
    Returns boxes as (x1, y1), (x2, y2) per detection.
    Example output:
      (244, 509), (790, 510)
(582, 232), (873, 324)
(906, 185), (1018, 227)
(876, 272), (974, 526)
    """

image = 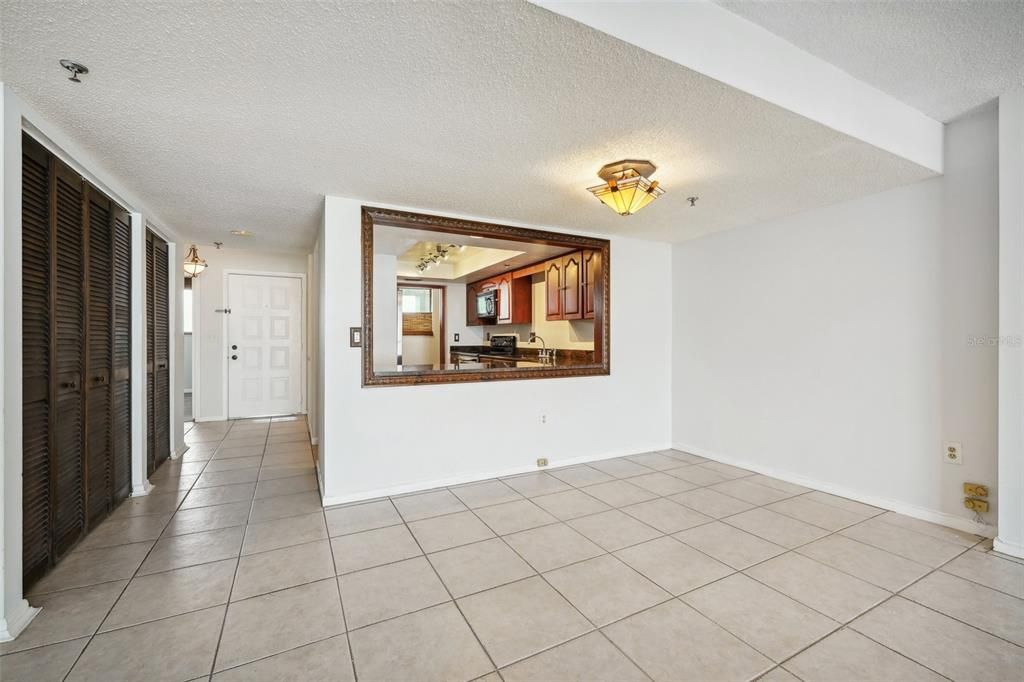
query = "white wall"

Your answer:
(320, 196), (673, 503)
(191, 245), (309, 420)
(672, 106), (999, 535)
(997, 87), (1024, 558)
